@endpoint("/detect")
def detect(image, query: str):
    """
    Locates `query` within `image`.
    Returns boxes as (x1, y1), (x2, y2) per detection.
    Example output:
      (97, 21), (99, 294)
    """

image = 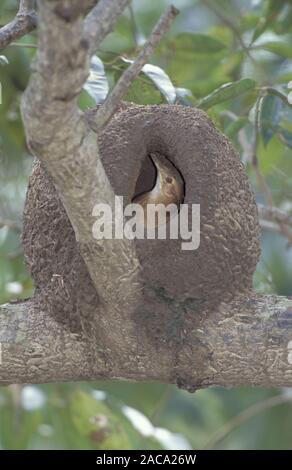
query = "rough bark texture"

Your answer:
(0, 294), (292, 387)
(0, 0), (37, 49)
(20, 0), (145, 365)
